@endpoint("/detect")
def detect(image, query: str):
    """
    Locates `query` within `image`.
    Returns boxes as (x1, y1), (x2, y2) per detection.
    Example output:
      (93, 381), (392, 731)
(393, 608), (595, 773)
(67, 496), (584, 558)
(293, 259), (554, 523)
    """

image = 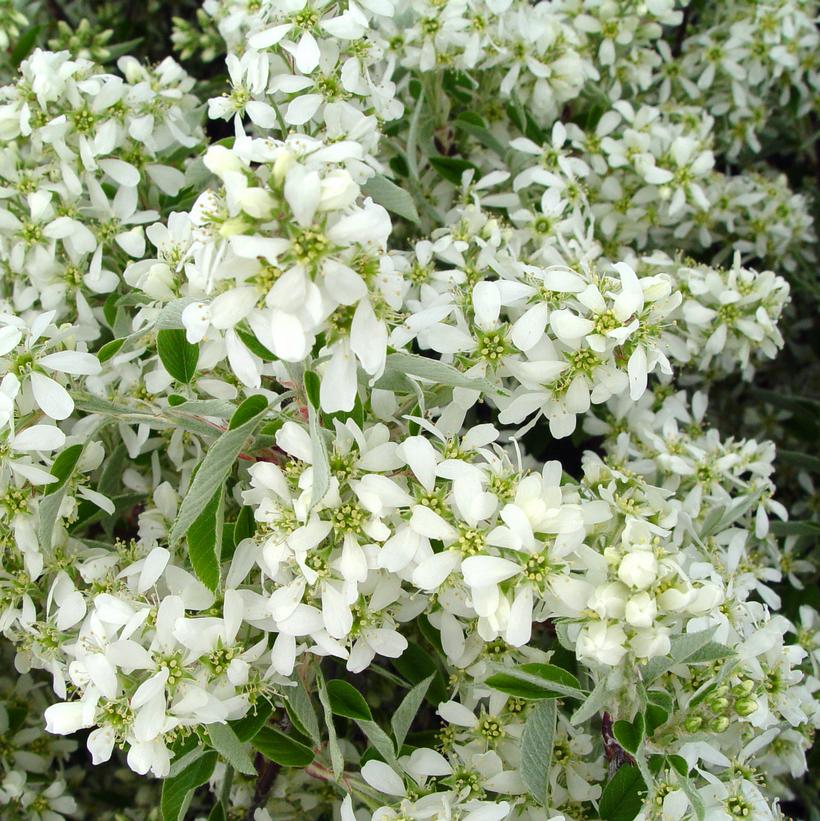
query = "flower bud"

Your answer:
(735, 698), (758, 717)
(684, 714), (703, 733)
(618, 550), (658, 590)
(625, 592), (657, 628)
(708, 716), (730, 733)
